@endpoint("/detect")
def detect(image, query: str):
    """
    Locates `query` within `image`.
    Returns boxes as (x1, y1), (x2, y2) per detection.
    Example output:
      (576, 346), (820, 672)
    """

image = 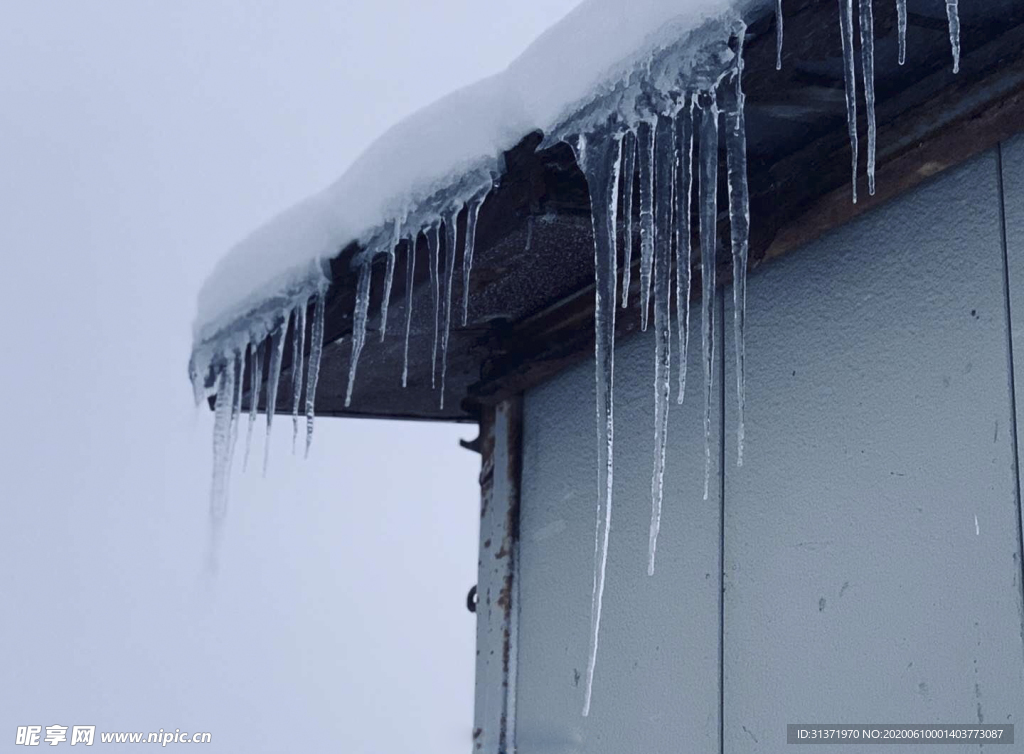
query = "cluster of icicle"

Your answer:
(576, 0), (967, 717)
(573, 26), (750, 718)
(347, 186), (490, 414)
(191, 0), (968, 711)
(190, 274), (329, 523)
(776, 0), (961, 202)
(191, 187), (492, 534)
